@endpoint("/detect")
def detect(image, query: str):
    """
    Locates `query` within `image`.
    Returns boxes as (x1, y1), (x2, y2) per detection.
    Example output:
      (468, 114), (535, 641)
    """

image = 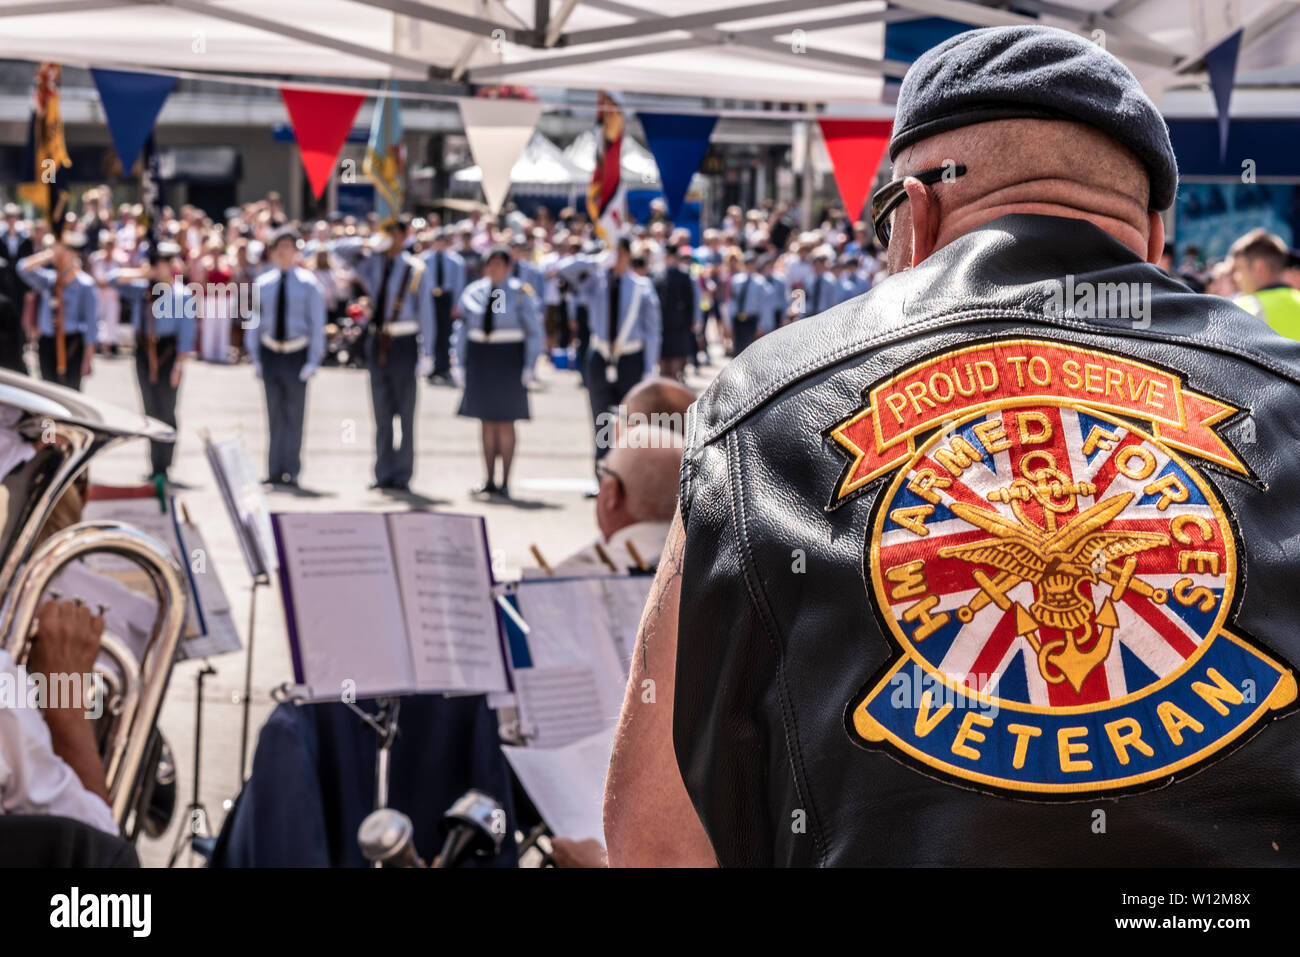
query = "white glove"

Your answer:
(417, 354), (434, 378)
(253, 364), (263, 380)
(451, 368), (465, 388)
(521, 368), (535, 387)
(298, 364), (316, 382)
